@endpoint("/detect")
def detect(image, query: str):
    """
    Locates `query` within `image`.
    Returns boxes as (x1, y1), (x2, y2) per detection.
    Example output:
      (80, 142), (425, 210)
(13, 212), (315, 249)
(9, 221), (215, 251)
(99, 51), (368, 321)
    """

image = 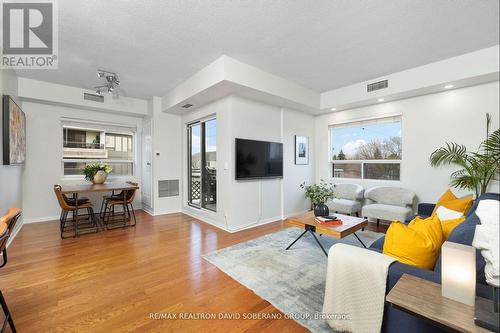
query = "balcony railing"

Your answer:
(63, 141), (104, 149)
